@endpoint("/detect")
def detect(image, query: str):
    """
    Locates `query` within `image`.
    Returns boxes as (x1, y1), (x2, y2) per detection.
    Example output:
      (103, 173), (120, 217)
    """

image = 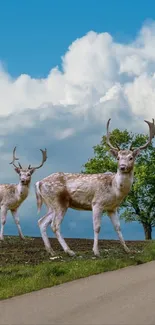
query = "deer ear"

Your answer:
(109, 149), (118, 158)
(132, 149), (140, 158)
(30, 169), (35, 175)
(14, 167), (20, 174)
